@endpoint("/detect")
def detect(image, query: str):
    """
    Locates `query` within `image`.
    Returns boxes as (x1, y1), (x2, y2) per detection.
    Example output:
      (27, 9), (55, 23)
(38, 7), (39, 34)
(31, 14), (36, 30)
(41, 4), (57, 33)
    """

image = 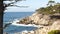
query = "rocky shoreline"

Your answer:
(4, 2), (60, 34)
(3, 12), (60, 34)
(15, 12), (60, 34)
